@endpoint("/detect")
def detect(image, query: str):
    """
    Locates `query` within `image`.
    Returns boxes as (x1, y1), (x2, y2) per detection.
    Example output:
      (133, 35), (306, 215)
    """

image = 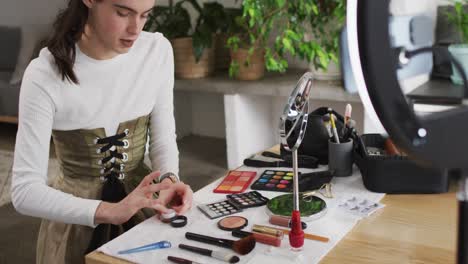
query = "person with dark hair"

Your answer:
(10, 1), (193, 263)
